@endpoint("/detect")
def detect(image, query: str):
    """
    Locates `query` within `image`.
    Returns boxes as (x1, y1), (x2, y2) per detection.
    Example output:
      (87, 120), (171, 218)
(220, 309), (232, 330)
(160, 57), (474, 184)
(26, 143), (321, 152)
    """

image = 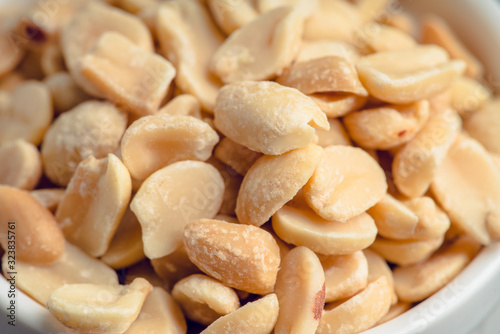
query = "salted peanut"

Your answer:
(450, 77), (491, 117)
(208, 157), (243, 216)
(364, 249), (397, 305)
(0, 186), (64, 263)
(379, 13), (415, 35)
(80, 32), (175, 116)
(0, 29), (25, 77)
(317, 276), (391, 334)
(344, 100), (430, 150)
(464, 98), (500, 154)
(0, 139), (42, 190)
(0, 81), (52, 146)
(0, 72), (24, 92)
(122, 115), (219, 181)
(303, 0), (361, 42)
(56, 154), (131, 257)
(2, 242), (118, 305)
(172, 274), (240, 325)
(31, 189), (66, 212)
(184, 219), (280, 294)
(214, 81), (329, 155)
(274, 247), (325, 334)
(261, 222), (292, 260)
(315, 119), (351, 148)
(132, 161), (224, 259)
(214, 214), (239, 224)
(492, 154), (500, 172)
(236, 144), (323, 226)
(304, 145), (387, 222)
(157, 94), (202, 119)
(377, 302), (412, 325)
(157, 1), (224, 111)
(273, 205), (377, 255)
(40, 44), (65, 76)
(354, 22), (417, 55)
(371, 236), (444, 266)
(421, 15), (484, 79)
(47, 278), (152, 334)
(392, 108), (461, 198)
(431, 134), (500, 245)
(210, 7), (302, 83)
(311, 93), (367, 118)
(202, 294), (279, 334)
(355, 0), (393, 23)
(151, 246), (201, 290)
(402, 197), (450, 240)
(394, 236), (481, 302)
(207, 0), (258, 35)
(41, 101), (127, 186)
(256, 0), (318, 18)
(367, 194), (419, 240)
(115, 0), (158, 13)
(125, 287), (187, 334)
(356, 45), (466, 104)
(277, 56), (368, 96)
(214, 138), (263, 176)
(296, 41), (360, 64)
(125, 259), (167, 290)
(319, 251), (368, 303)
(45, 72), (90, 113)
(62, 1), (153, 97)
(101, 207), (145, 269)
